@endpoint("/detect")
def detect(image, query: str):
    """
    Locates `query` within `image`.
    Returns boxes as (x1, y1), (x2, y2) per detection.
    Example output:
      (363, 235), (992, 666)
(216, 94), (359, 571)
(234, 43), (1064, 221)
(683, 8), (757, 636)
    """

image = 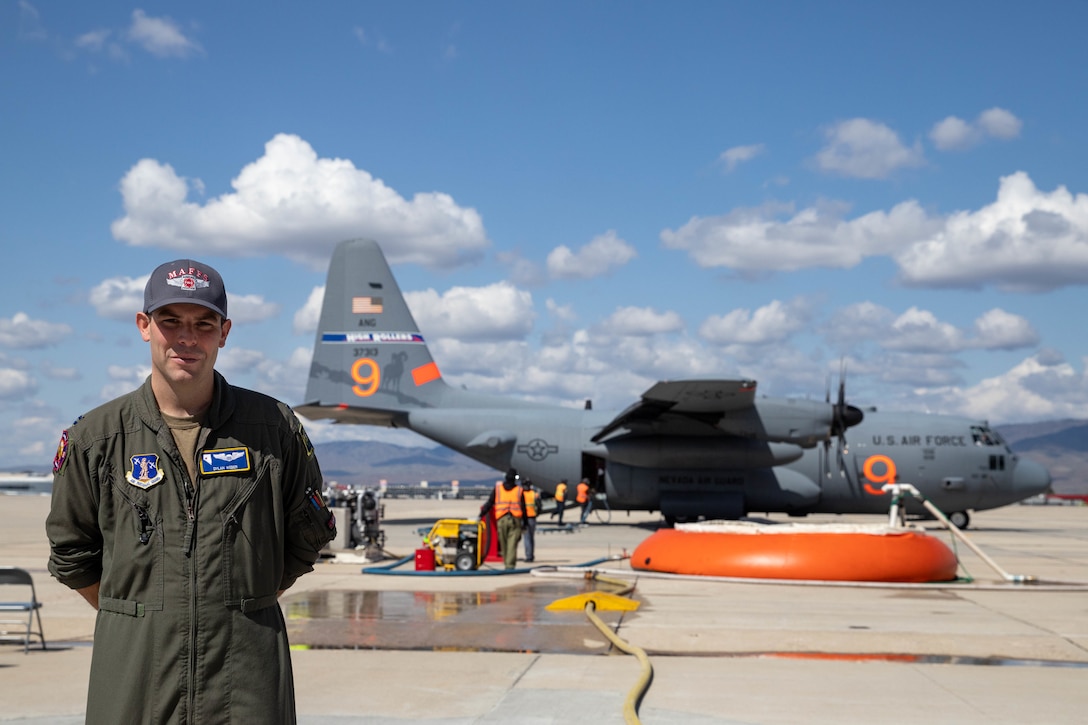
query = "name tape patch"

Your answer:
(200, 447), (252, 476)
